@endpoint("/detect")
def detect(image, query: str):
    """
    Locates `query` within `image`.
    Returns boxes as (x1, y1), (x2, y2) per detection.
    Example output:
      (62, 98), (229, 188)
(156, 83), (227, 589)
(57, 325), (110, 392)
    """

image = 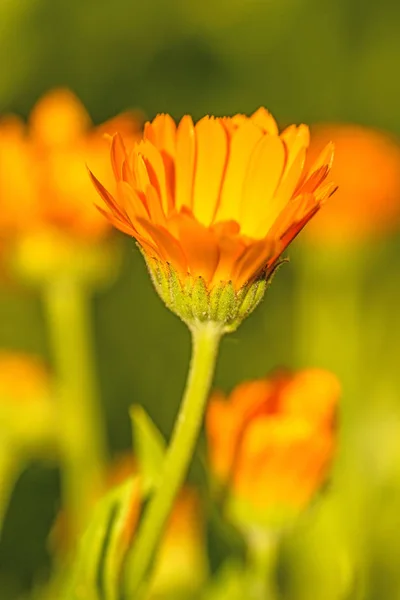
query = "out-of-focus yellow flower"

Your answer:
(206, 369), (339, 527)
(303, 124), (400, 244)
(90, 109), (335, 327)
(0, 352), (56, 452)
(91, 109), (335, 288)
(0, 89), (141, 242)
